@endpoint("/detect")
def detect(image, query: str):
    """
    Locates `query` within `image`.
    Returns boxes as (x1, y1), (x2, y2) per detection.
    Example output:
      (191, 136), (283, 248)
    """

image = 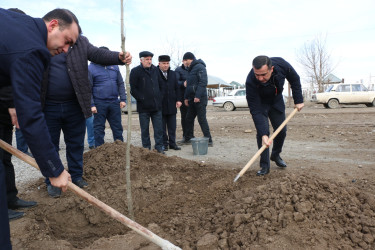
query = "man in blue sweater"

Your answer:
(89, 47), (127, 147)
(246, 55), (304, 176)
(0, 8), (80, 249)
